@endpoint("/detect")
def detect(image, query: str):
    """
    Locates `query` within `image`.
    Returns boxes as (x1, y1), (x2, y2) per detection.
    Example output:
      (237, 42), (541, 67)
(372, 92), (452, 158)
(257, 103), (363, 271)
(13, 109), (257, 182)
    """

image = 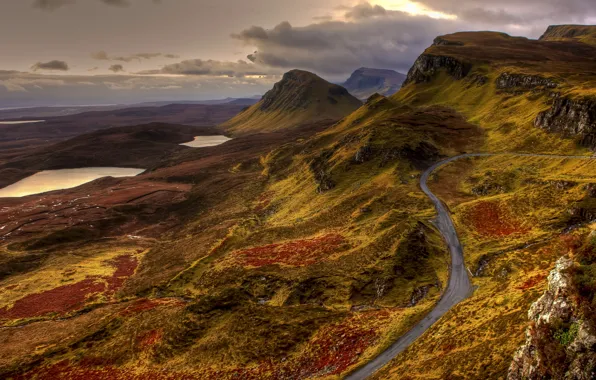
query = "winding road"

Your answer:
(346, 152), (596, 380)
